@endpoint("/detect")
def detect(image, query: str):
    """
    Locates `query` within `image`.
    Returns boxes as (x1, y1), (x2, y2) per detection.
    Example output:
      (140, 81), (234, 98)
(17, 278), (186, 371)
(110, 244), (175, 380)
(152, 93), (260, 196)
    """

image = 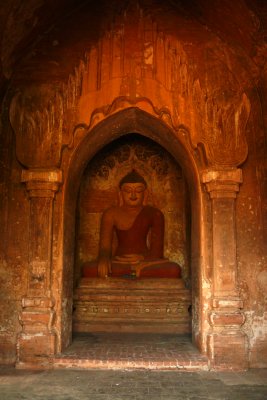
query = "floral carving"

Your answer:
(90, 139), (170, 181)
